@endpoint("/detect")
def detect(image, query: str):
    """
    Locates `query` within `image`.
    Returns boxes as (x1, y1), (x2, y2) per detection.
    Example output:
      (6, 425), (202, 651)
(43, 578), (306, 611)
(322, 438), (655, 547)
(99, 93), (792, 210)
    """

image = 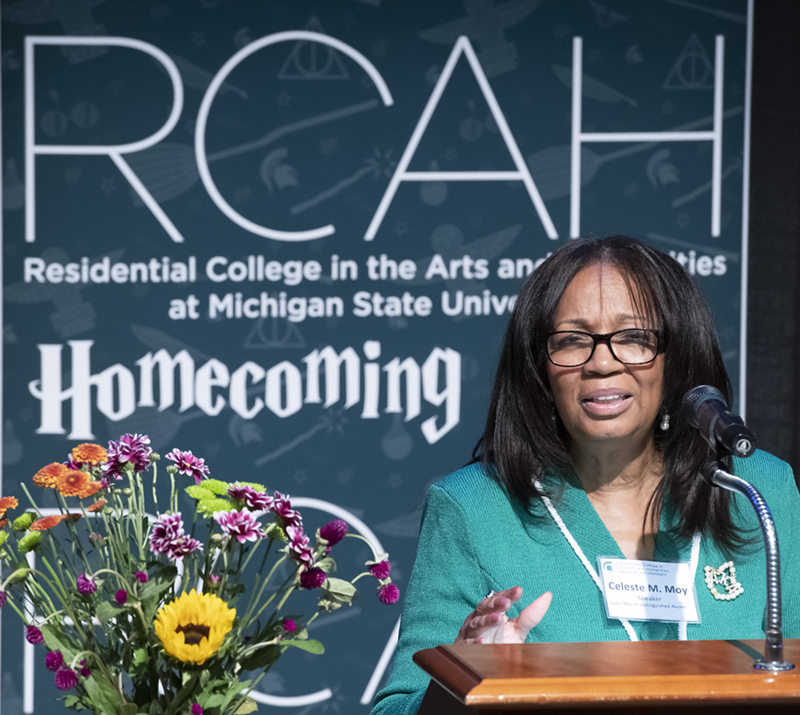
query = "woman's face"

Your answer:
(546, 263), (664, 454)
